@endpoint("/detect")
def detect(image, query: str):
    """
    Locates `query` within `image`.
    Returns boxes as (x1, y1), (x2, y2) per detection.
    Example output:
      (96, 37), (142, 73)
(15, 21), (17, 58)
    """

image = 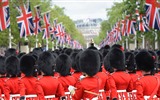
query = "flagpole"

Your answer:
(134, 34), (137, 49)
(9, 27), (12, 48)
(141, 34), (145, 49)
(46, 38), (48, 51)
(125, 38), (128, 50)
(155, 30), (158, 50)
(35, 35), (38, 48)
(122, 41), (125, 48)
(52, 41), (54, 51)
